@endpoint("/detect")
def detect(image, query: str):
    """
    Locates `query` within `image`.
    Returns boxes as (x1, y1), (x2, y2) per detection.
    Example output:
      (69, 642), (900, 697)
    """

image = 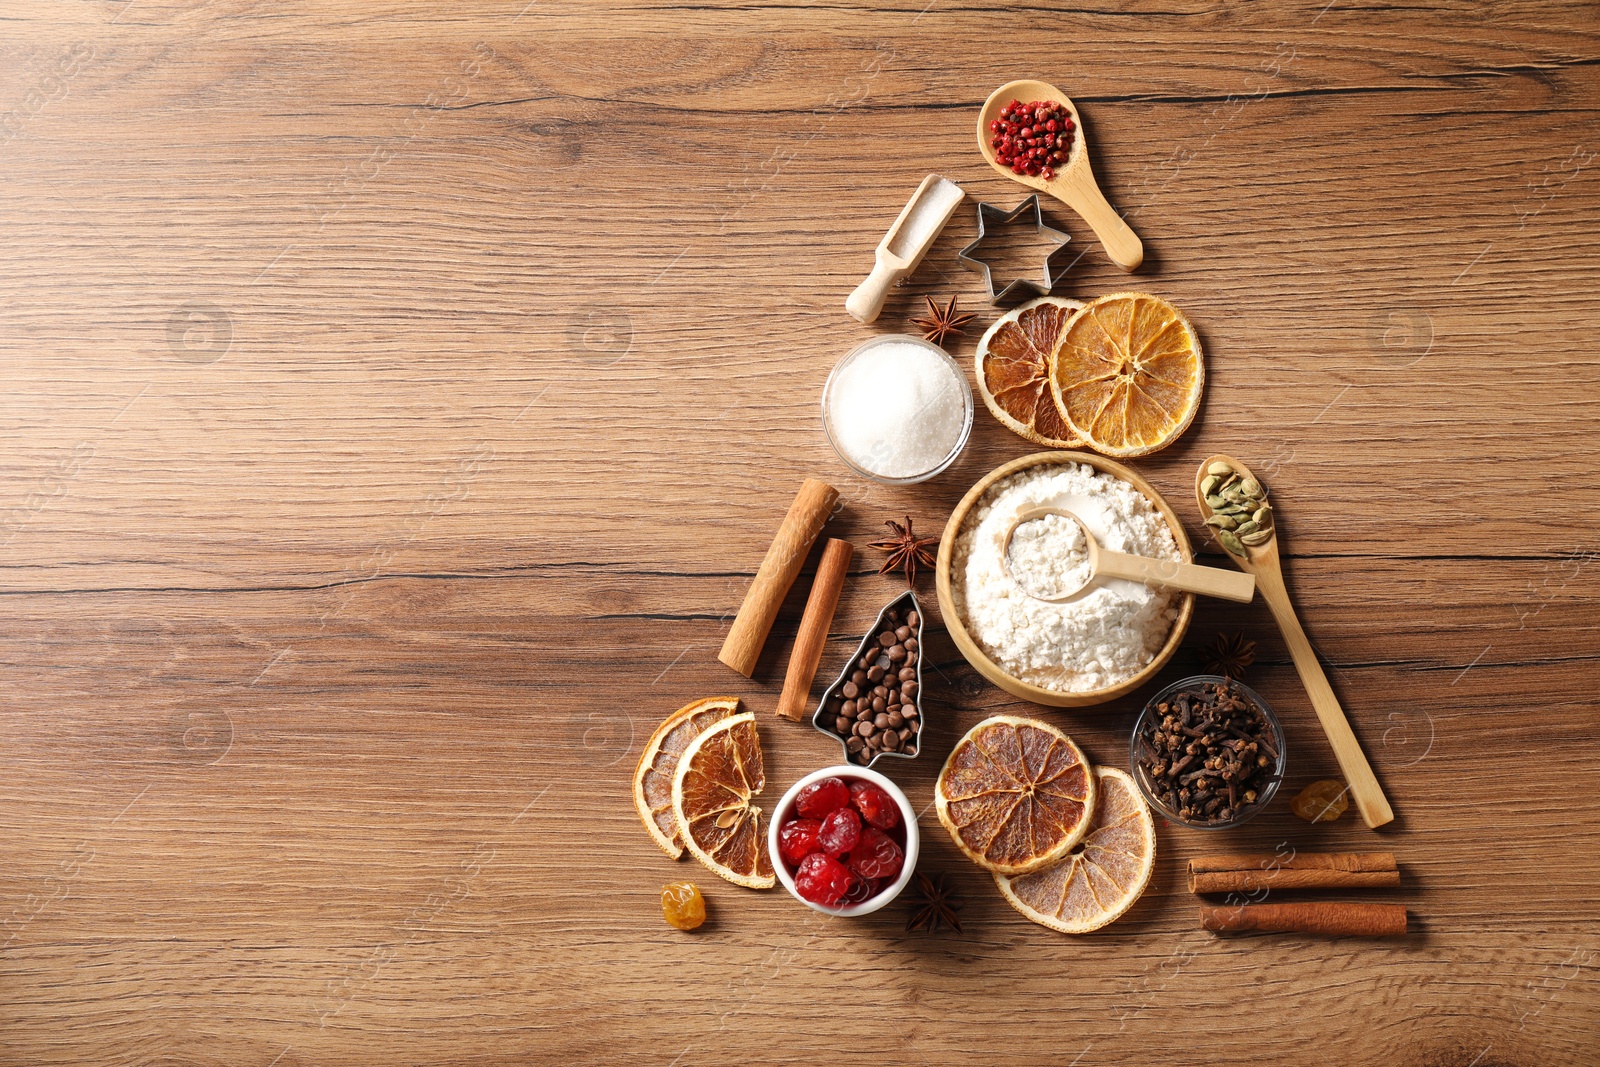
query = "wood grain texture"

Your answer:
(2, 1), (1598, 1065)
